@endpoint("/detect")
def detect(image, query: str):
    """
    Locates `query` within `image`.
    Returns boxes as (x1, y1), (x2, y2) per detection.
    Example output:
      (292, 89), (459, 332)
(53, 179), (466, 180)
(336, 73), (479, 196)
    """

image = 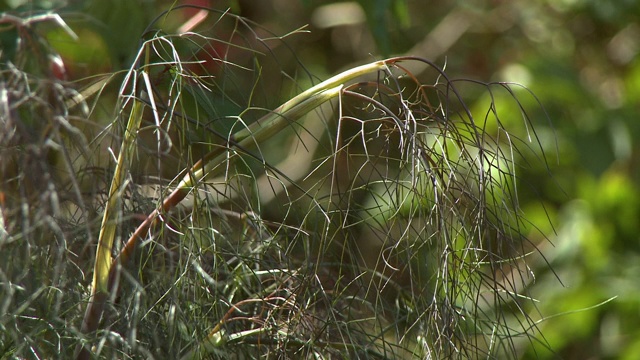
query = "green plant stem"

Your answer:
(75, 96), (145, 360)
